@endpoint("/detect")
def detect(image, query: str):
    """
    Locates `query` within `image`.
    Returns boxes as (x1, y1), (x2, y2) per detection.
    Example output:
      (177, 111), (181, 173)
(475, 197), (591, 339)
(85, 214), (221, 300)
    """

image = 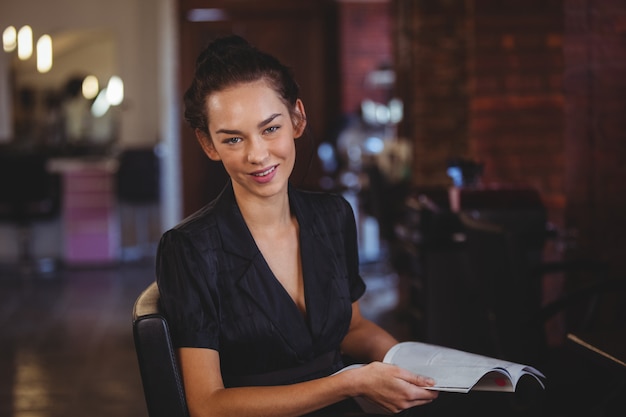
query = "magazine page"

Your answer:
(384, 342), (545, 393)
